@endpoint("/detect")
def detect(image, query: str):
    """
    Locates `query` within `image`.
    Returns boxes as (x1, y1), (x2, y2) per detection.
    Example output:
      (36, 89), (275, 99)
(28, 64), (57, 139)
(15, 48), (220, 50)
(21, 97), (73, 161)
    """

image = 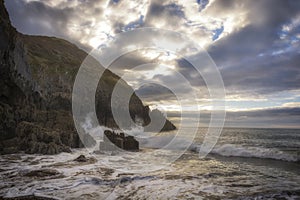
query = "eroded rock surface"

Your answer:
(99, 130), (139, 151)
